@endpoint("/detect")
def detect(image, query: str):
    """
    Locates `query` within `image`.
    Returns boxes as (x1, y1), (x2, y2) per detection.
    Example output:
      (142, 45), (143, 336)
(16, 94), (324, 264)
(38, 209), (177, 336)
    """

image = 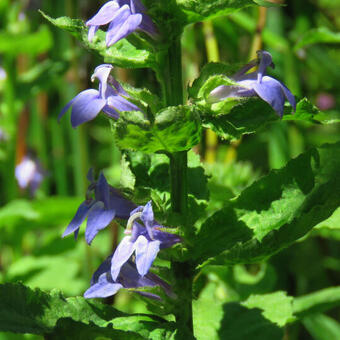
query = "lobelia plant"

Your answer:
(2, 1), (340, 339)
